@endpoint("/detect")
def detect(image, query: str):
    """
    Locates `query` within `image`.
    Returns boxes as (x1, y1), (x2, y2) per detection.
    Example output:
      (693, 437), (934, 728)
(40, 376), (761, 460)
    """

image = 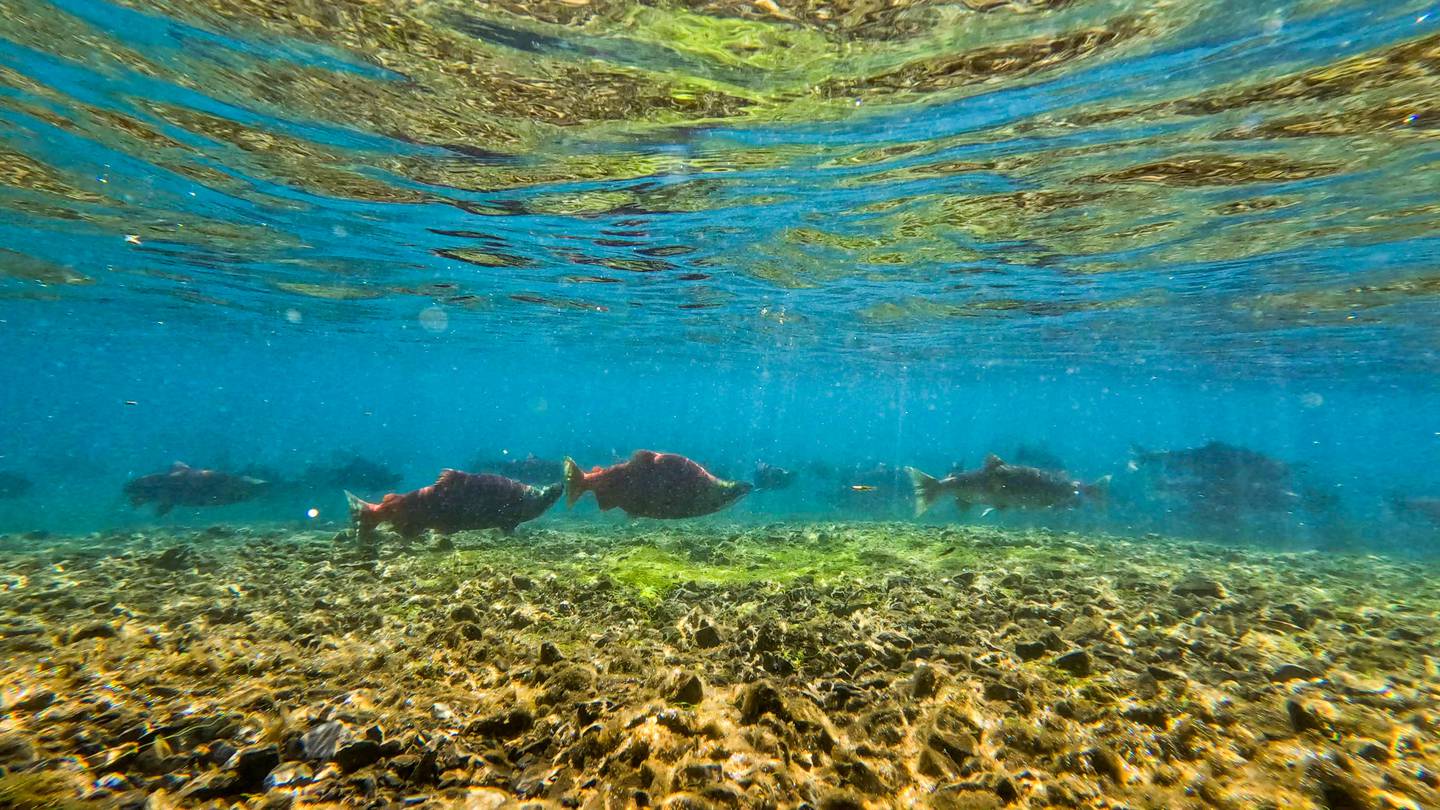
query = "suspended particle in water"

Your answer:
(333, 225), (349, 238)
(1300, 392), (1324, 409)
(285, 308), (302, 324)
(307, 508), (320, 519)
(419, 306), (449, 333)
(1263, 14), (1283, 35)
